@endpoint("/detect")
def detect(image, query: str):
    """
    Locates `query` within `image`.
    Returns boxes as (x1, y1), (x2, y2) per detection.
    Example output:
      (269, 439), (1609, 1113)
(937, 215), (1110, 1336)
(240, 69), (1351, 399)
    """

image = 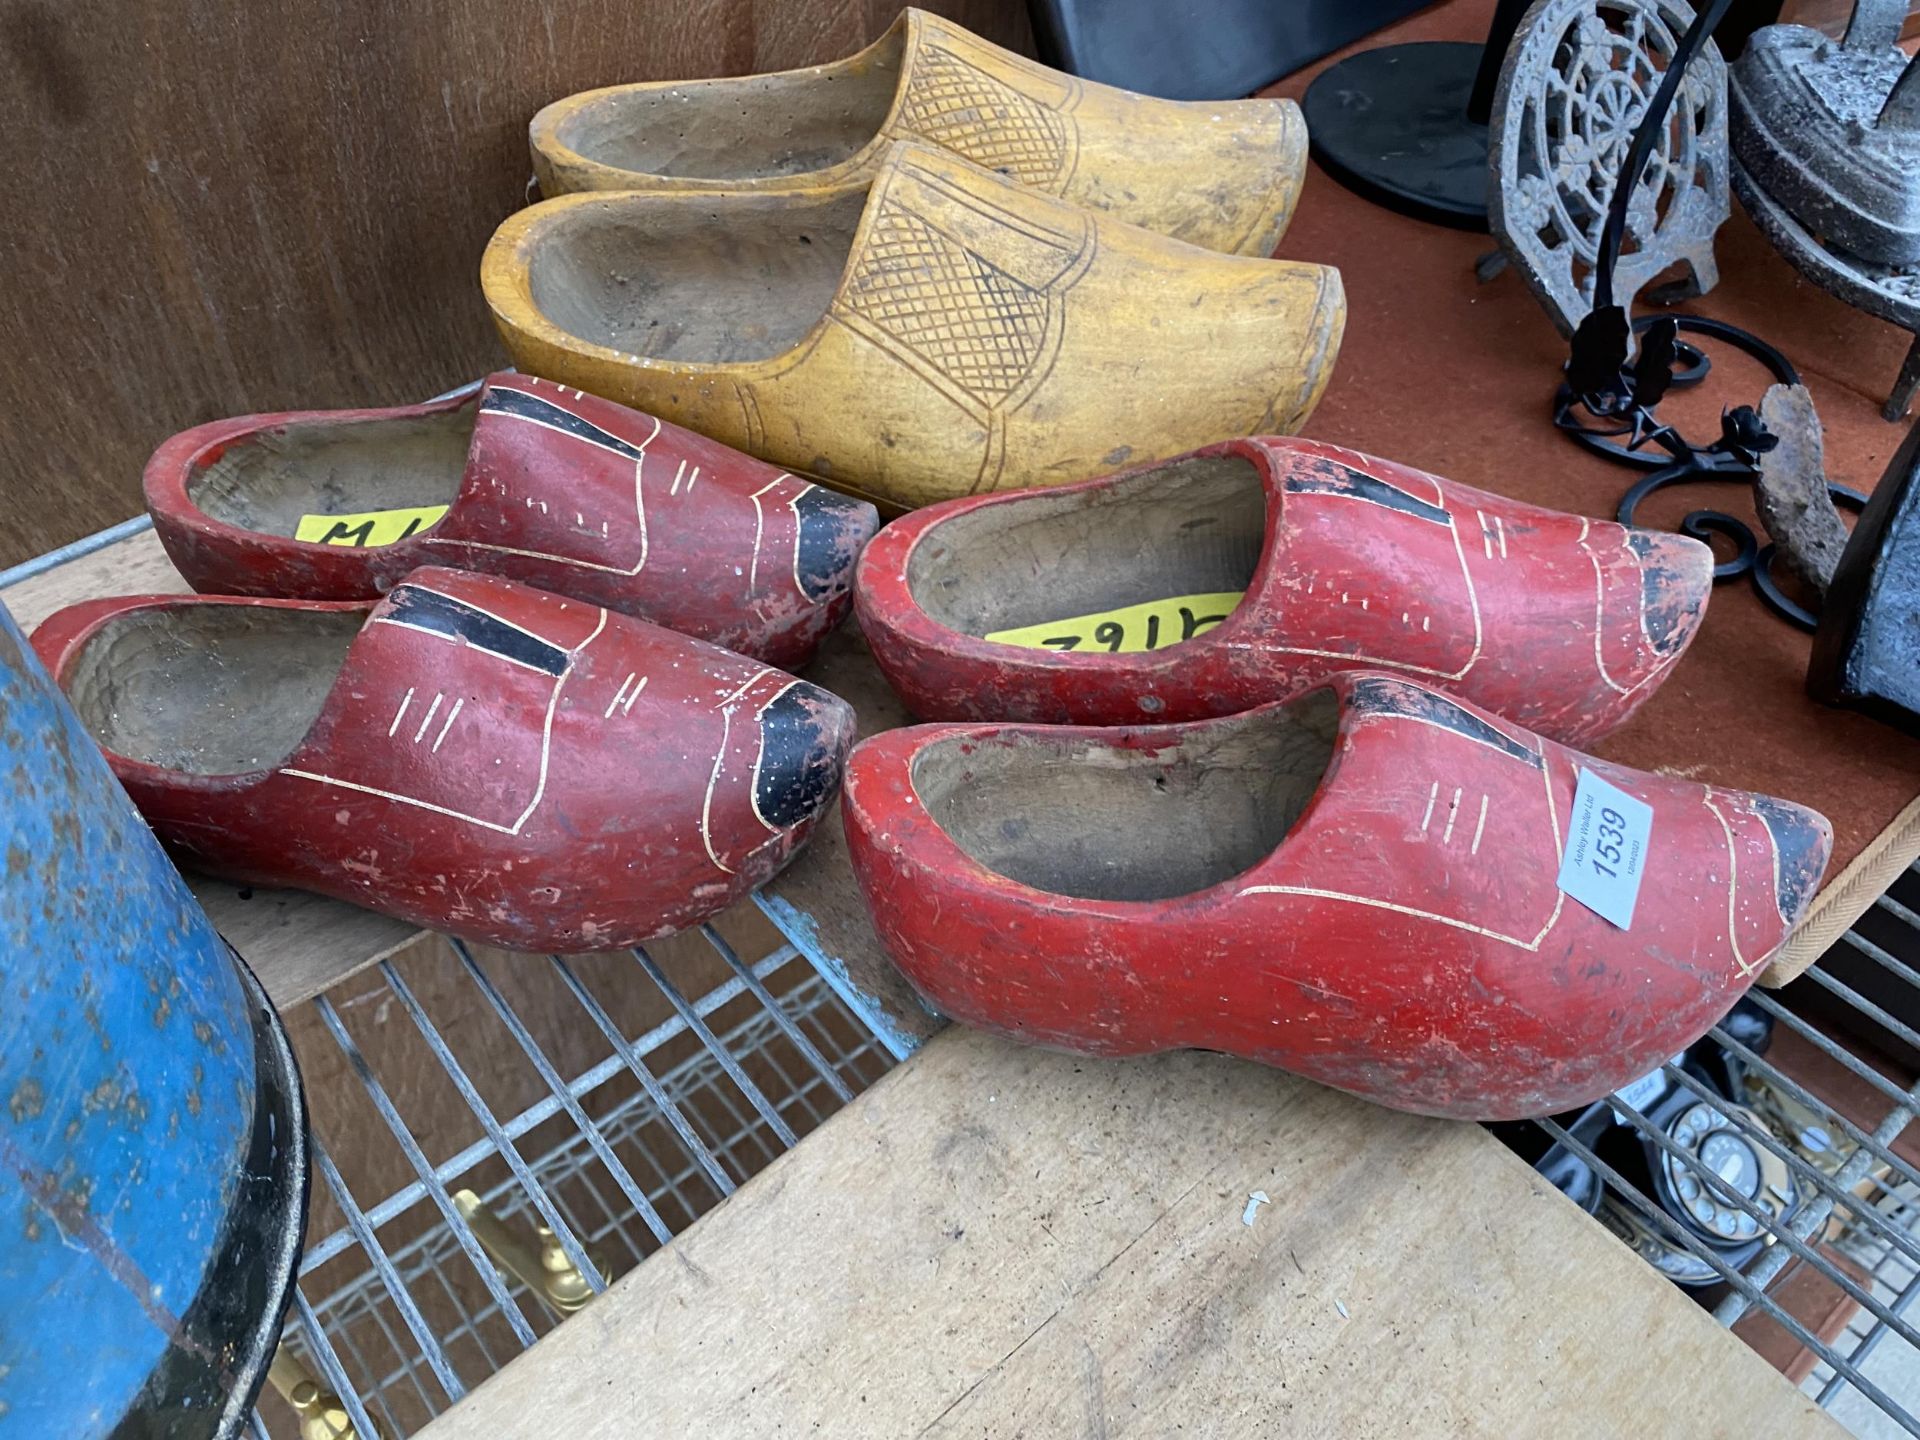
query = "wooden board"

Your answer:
(417, 1026), (1840, 1438)
(0, 0), (1032, 571)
